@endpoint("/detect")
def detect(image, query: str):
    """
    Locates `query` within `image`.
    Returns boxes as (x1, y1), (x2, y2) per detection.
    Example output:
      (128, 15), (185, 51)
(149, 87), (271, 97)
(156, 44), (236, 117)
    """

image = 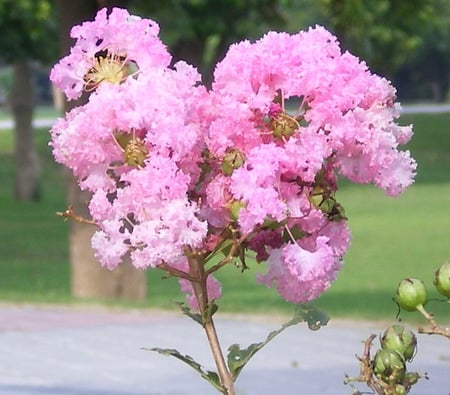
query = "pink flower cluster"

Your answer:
(50, 8), (416, 306)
